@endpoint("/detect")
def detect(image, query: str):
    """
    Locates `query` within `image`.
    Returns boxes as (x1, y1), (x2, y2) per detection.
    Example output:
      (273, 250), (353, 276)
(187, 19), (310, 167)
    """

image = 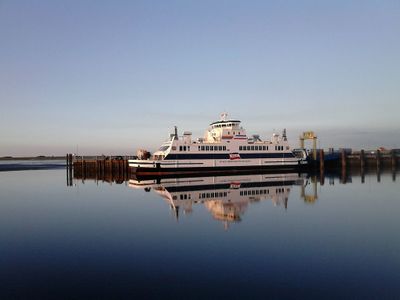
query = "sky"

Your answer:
(1, 0), (399, 156)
